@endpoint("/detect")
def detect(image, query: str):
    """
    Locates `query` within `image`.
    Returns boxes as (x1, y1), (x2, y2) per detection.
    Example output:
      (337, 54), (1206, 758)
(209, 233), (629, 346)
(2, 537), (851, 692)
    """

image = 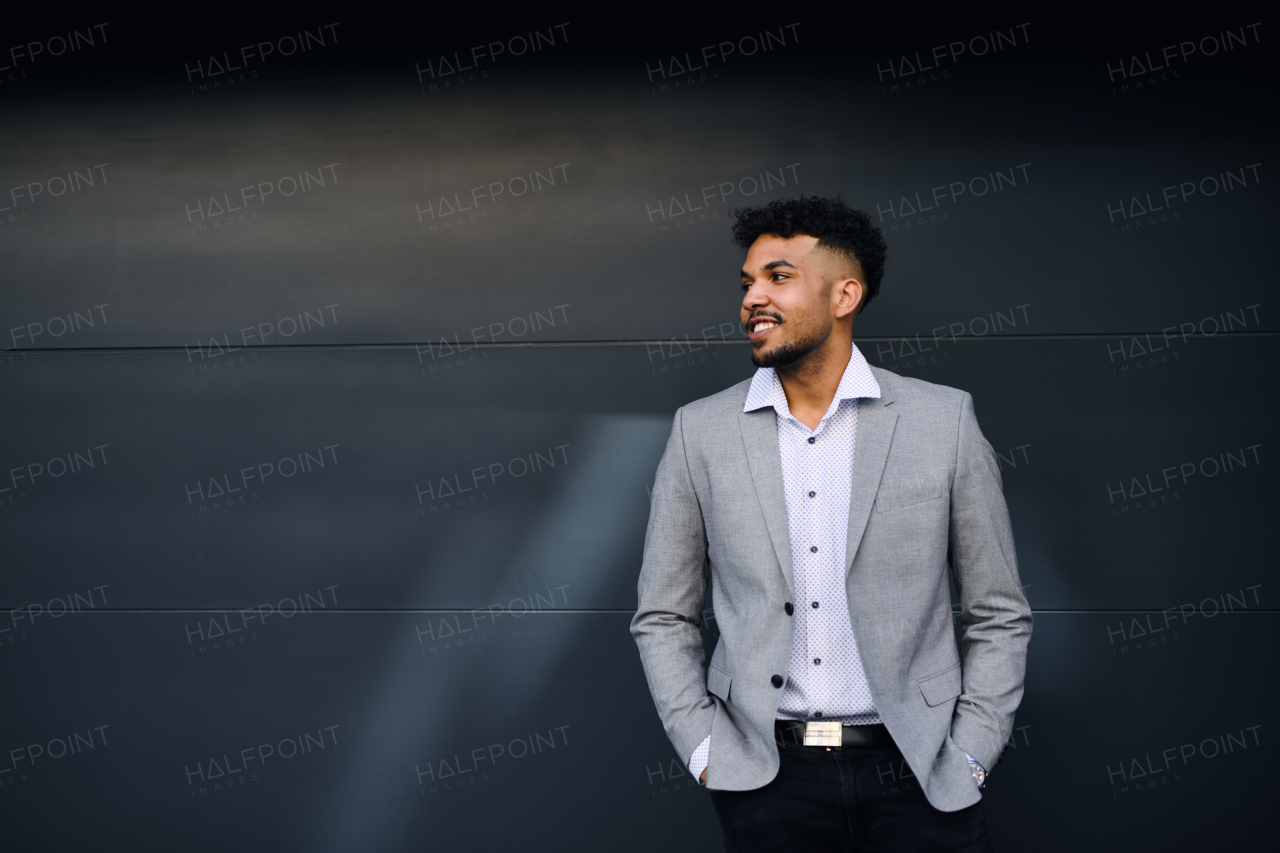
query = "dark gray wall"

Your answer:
(1, 3), (1275, 849)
